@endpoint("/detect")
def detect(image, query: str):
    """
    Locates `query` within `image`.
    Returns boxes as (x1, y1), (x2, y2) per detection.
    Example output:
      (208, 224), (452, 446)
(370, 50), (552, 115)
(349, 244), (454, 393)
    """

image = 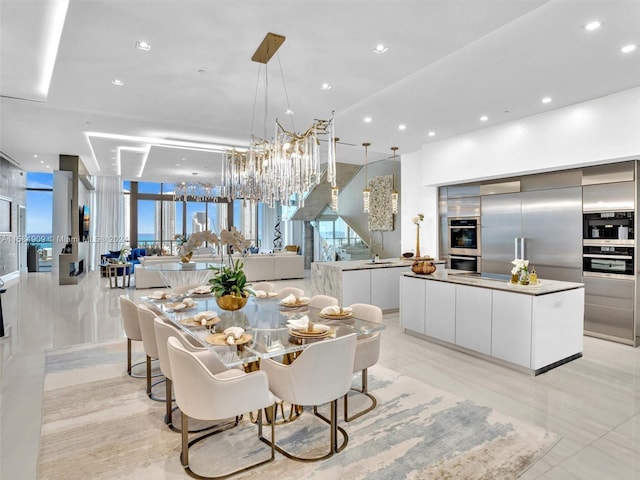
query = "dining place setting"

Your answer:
(162, 296), (198, 313)
(279, 293), (311, 308)
(177, 310), (219, 328)
(186, 285), (214, 297)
